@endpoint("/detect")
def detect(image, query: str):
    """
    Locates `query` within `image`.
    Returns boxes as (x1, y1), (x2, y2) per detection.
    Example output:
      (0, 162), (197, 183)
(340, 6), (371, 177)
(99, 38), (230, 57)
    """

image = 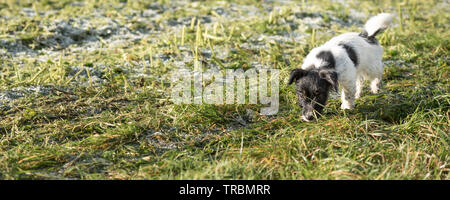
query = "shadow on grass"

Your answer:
(355, 85), (448, 124)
